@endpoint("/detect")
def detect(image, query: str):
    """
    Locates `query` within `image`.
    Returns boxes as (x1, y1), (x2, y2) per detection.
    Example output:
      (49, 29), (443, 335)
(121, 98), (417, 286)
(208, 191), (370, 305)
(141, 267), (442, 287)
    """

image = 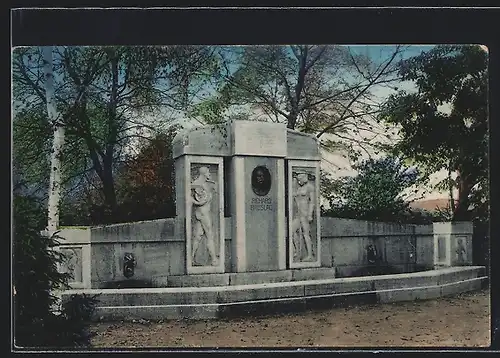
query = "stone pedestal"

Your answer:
(44, 227), (92, 289)
(229, 121), (287, 272)
(433, 222), (473, 267)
